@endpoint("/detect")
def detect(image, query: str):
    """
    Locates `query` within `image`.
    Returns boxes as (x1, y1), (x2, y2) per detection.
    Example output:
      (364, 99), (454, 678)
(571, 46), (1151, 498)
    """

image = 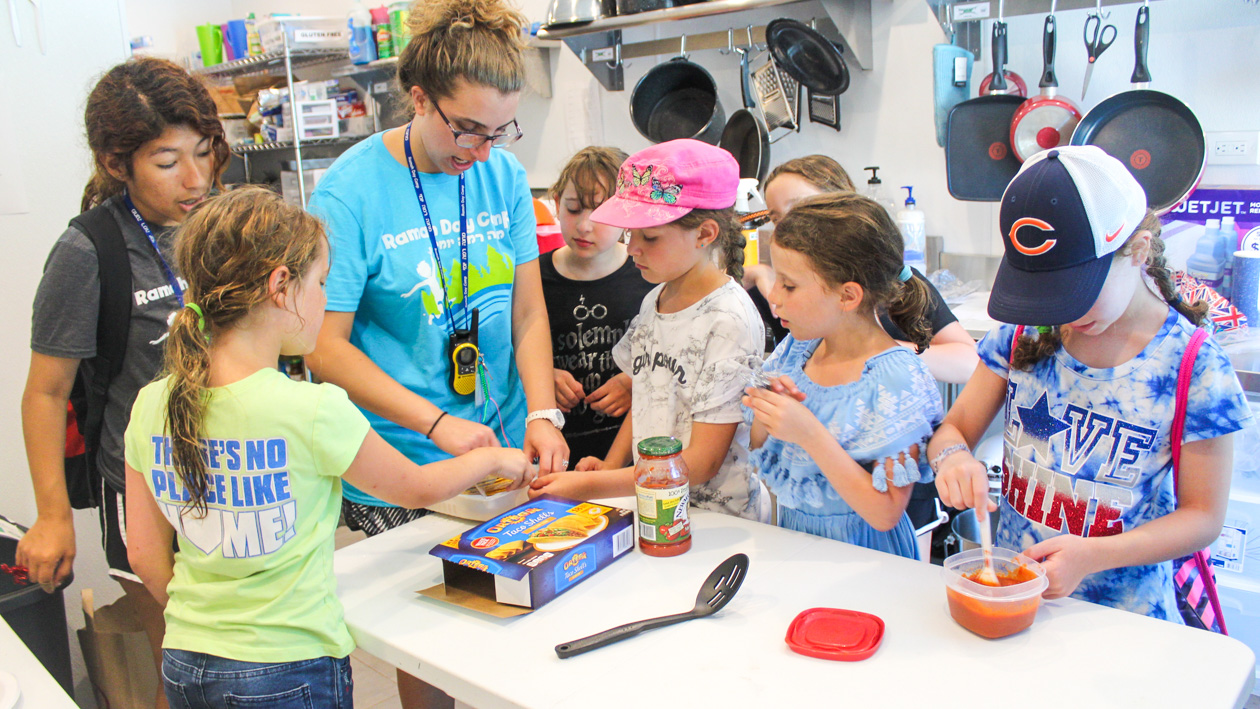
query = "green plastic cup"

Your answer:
(197, 23), (224, 66)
